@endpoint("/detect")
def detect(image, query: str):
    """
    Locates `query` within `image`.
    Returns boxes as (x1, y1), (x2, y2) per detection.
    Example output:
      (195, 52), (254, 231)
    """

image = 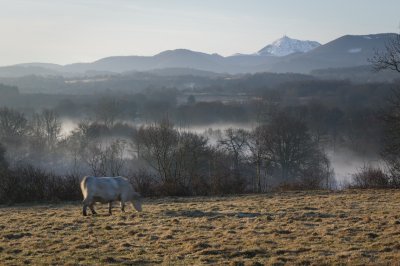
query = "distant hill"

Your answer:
(257, 35), (321, 56)
(0, 65), (60, 78)
(0, 33), (397, 77)
(63, 49), (227, 73)
(266, 33), (397, 73)
(17, 63), (63, 70)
